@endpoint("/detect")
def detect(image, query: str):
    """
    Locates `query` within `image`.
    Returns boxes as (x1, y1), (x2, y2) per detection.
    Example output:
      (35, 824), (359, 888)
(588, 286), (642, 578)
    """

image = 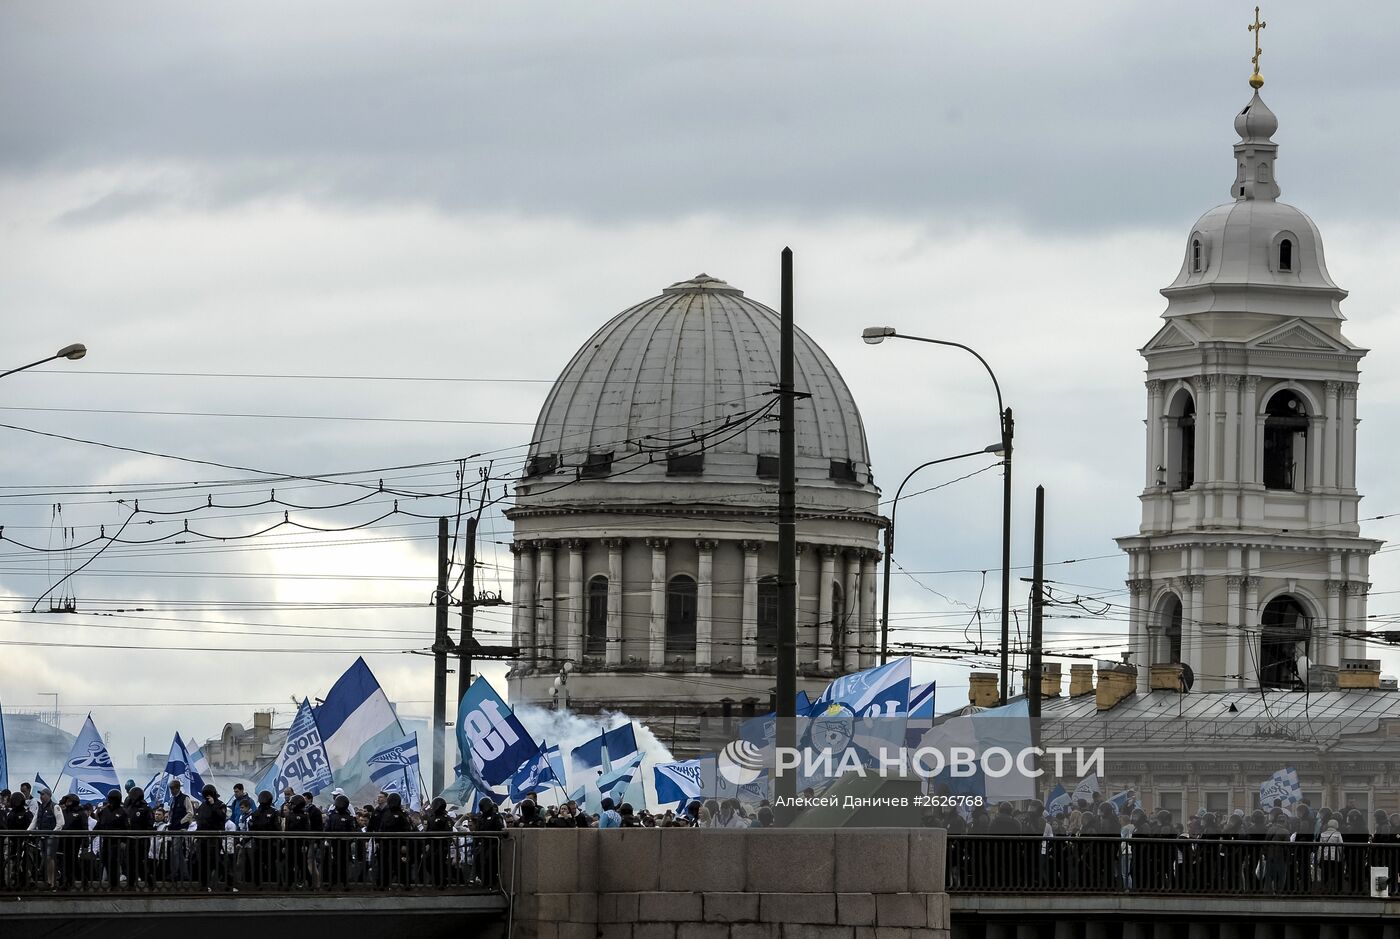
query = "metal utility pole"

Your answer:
(458, 516), (479, 705)
(775, 247), (799, 826)
(1029, 485), (1045, 723)
(431, 517), (450, 798)
(999, 409), (1014, 703)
